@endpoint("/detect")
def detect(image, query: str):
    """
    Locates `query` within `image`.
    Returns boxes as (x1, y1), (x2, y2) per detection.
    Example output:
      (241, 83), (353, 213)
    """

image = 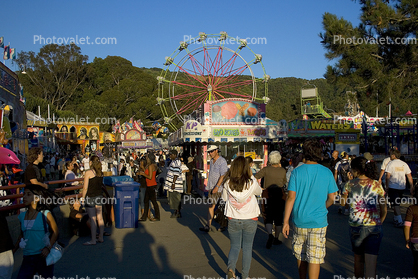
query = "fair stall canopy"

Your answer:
(169, 120), (285, 145)
(168, 99), (288, 145)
